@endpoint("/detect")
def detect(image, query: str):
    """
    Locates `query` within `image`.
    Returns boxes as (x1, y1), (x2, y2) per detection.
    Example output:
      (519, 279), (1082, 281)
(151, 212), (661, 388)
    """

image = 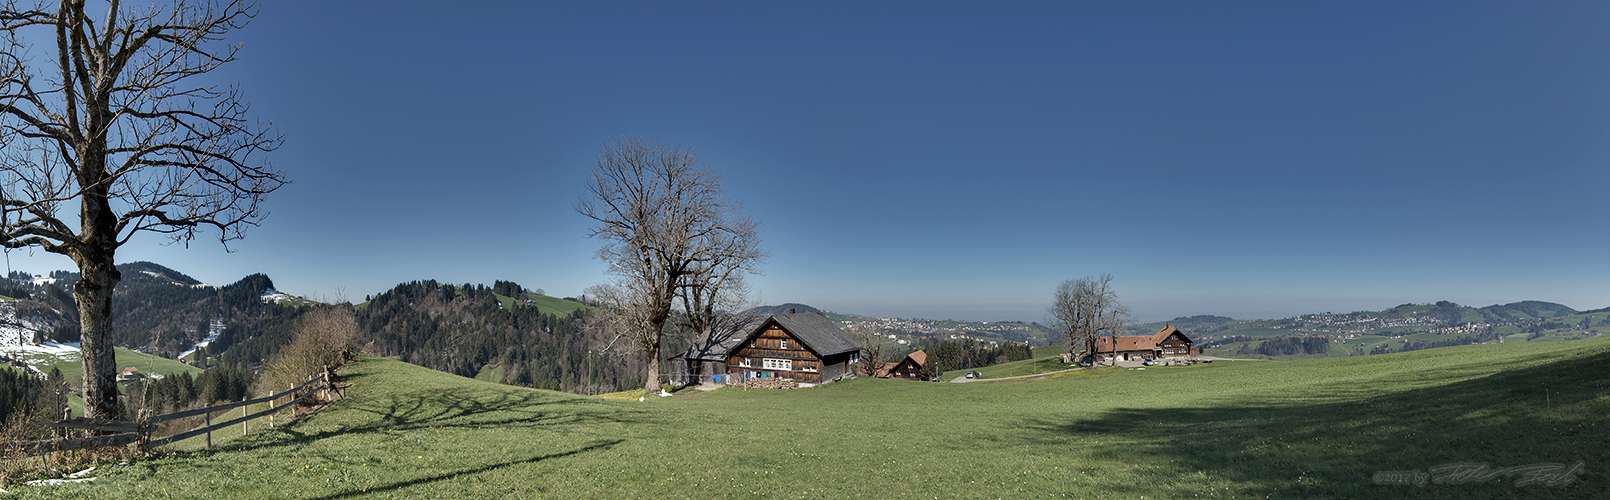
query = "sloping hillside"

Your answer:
(354, 280), (639, 394)
(57, 334), (1607, 498)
